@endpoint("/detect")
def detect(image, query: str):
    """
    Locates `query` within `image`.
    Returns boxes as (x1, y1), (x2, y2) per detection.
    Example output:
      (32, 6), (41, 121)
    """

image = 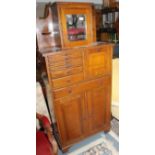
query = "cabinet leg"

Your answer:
(61, 147), (70, 153)
(104, 124), (111, 133)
